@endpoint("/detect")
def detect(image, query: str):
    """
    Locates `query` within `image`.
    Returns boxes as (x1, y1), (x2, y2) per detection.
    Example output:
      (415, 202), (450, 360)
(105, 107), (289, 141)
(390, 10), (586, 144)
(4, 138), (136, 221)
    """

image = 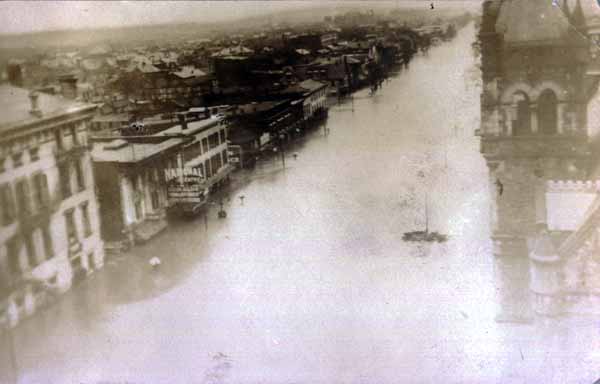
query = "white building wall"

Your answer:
(0, 114), (104, 327)
(587, 90), (600, 141)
